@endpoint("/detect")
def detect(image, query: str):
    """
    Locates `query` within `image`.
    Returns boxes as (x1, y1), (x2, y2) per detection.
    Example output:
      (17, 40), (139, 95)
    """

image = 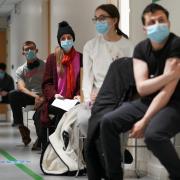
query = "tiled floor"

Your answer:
(0, 119), (155, 180)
